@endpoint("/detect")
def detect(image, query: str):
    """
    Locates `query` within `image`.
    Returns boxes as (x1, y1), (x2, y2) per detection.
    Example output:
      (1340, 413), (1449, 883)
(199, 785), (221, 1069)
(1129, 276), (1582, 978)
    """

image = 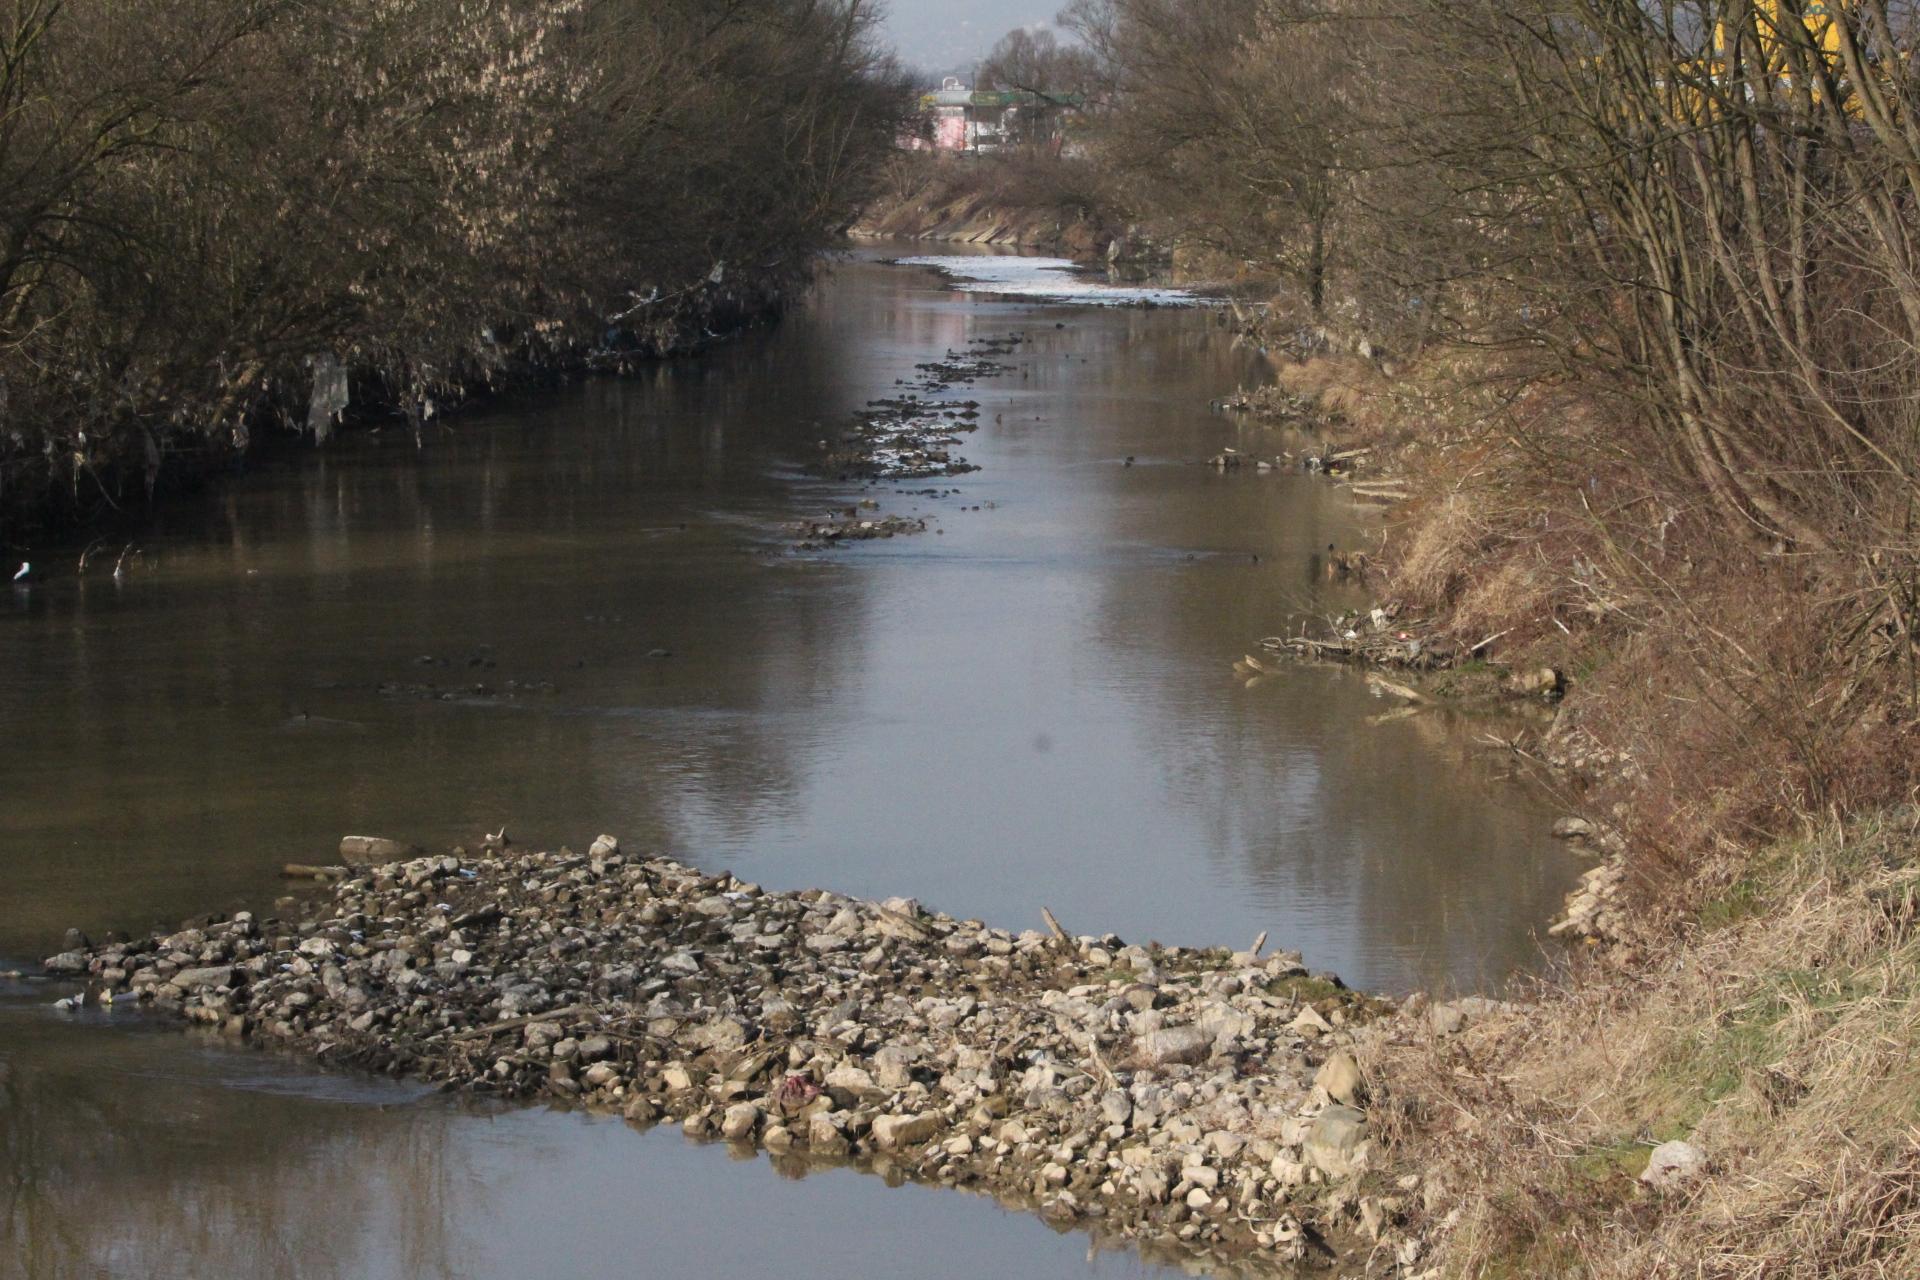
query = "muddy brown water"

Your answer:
(0, 245), (1582, 1278)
